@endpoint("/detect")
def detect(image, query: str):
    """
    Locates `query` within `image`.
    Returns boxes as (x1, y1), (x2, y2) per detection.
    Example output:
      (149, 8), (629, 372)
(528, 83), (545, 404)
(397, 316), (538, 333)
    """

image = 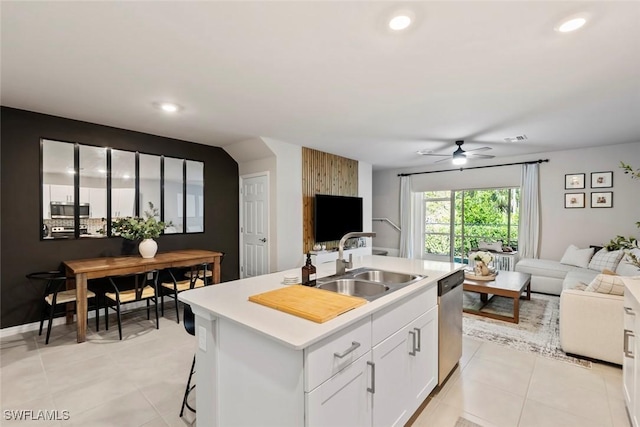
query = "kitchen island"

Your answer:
(179, 255), (463, 426)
